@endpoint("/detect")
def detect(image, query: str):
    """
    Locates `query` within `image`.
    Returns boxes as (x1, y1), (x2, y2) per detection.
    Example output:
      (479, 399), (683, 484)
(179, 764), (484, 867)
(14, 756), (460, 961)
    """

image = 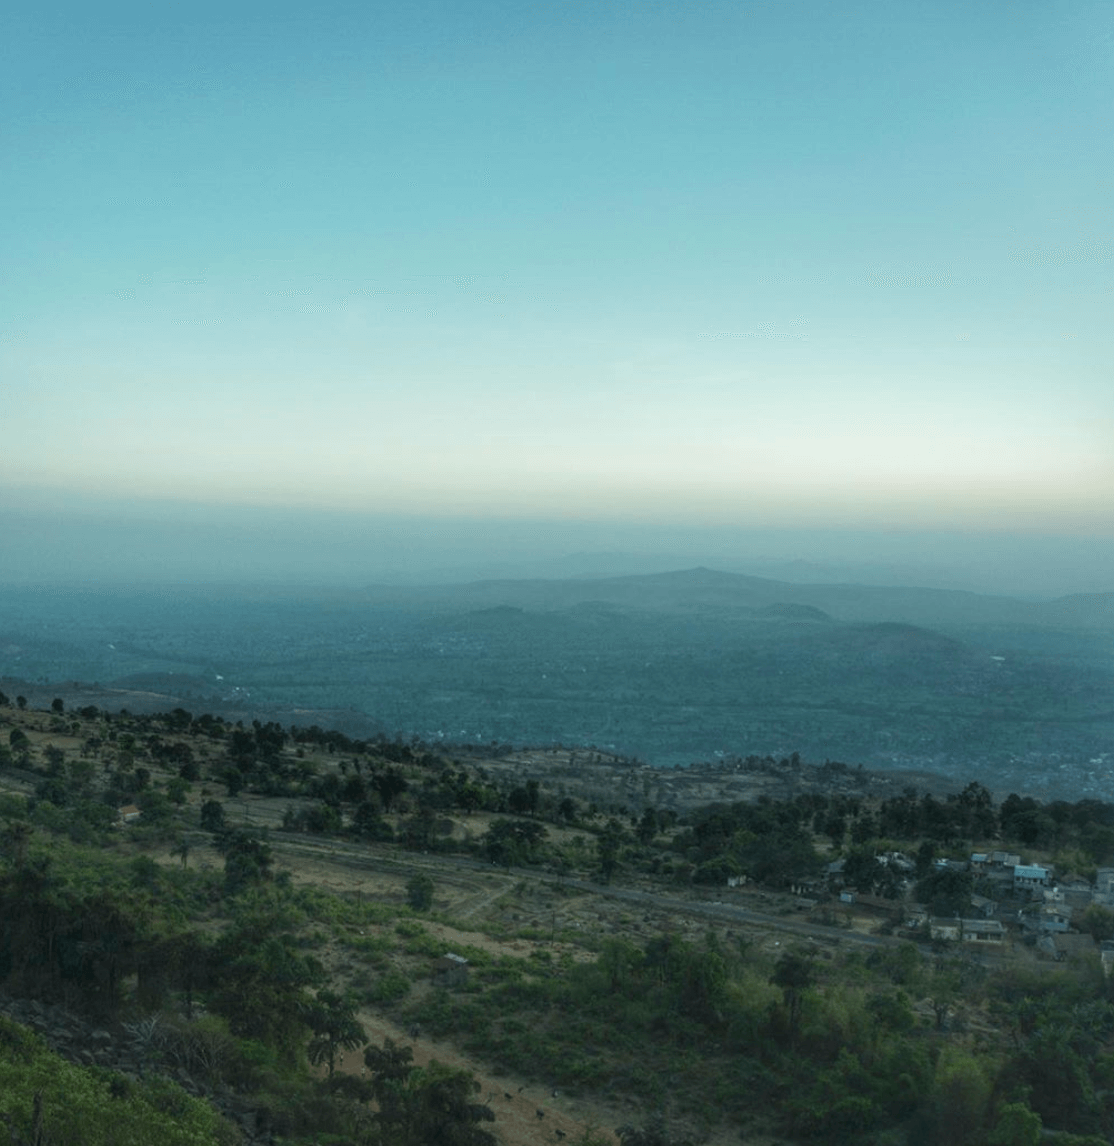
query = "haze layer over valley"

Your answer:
(2, 555), (1110, 801)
